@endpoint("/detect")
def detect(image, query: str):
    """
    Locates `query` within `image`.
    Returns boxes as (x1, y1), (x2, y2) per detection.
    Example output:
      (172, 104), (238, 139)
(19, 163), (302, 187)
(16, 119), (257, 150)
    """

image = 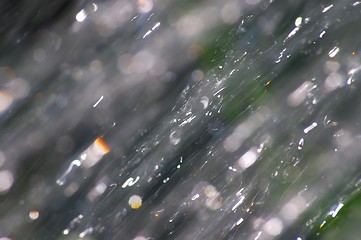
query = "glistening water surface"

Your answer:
(1, 0), (361, 239)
